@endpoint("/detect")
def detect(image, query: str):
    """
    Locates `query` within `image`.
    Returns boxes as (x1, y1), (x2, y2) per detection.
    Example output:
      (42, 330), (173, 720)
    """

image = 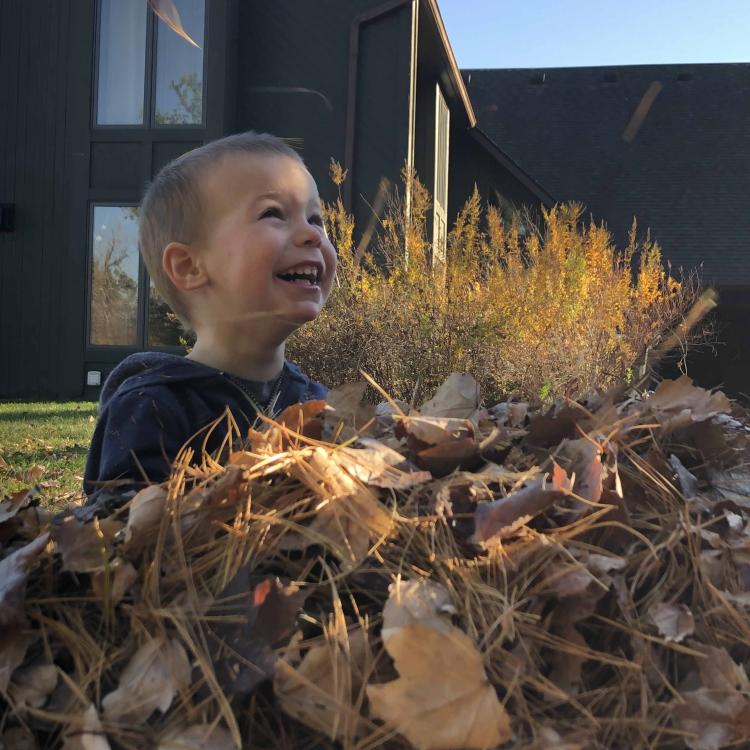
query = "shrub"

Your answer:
(288, 163), (699, 404)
